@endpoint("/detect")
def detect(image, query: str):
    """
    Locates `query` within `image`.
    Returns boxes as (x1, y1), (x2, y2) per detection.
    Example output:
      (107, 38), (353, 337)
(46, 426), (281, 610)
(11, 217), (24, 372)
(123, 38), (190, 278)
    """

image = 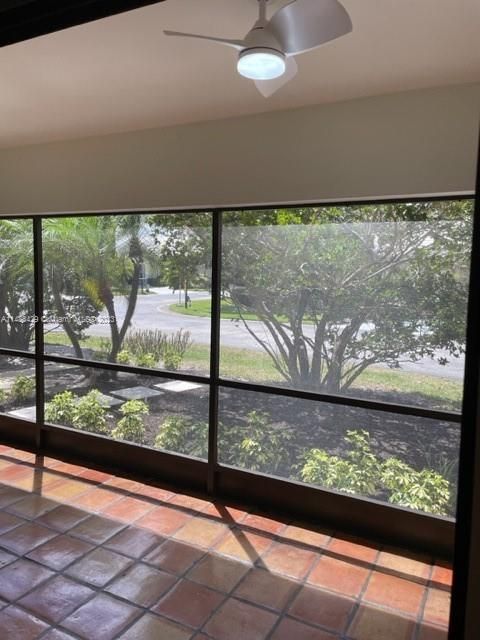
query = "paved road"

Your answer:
(62, 287), (464, 380)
